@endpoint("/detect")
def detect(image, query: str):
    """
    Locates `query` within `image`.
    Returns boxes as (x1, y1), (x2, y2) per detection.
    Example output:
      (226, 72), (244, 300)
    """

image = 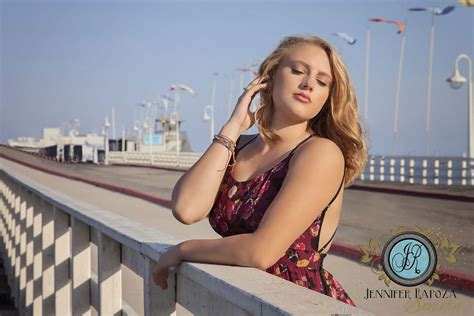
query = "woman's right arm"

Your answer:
(171, 122), (241, 225)
(171, 75), (268, 225)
